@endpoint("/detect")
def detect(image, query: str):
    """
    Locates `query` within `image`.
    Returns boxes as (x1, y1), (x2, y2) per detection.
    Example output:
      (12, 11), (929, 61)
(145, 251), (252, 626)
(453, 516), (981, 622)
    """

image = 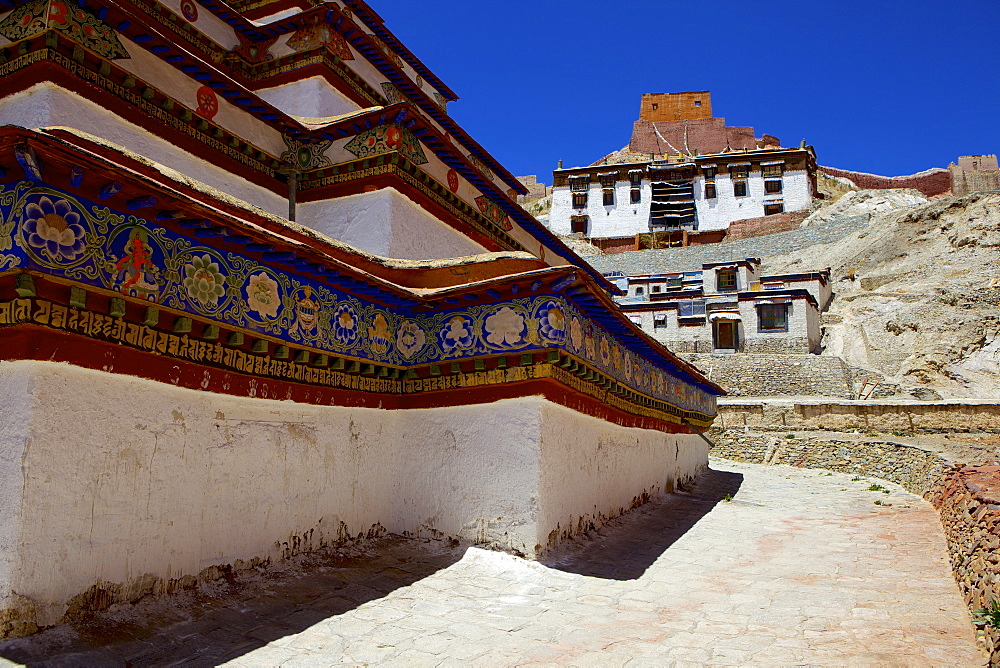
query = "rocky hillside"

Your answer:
(764, 190), (1000, 399)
